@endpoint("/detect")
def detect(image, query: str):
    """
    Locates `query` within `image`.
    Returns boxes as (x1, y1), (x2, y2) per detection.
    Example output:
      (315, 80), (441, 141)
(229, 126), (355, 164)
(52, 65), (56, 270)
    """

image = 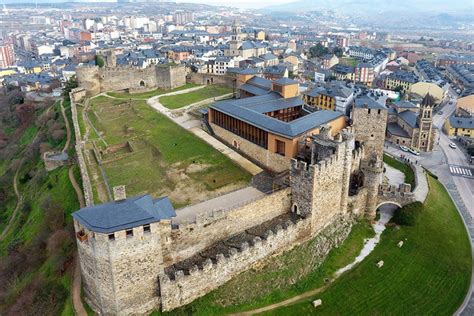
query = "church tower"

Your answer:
(414, 93), (435, 151)
(228, 20), (242, 54)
